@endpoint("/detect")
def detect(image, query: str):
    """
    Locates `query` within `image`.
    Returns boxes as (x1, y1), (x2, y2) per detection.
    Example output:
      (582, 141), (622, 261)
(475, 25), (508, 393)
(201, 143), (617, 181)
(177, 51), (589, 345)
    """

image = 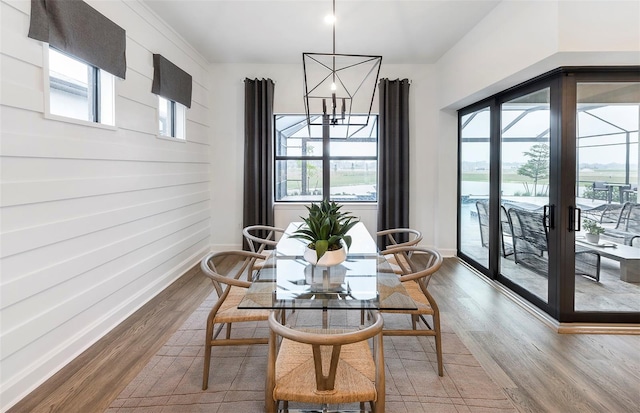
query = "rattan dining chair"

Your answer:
(265, 311), (385, 413)
(200, 250), (272, 390)
(379, 245), (444, 376)
(377, 228), (423, 274)
(243, 225), (286, 278)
